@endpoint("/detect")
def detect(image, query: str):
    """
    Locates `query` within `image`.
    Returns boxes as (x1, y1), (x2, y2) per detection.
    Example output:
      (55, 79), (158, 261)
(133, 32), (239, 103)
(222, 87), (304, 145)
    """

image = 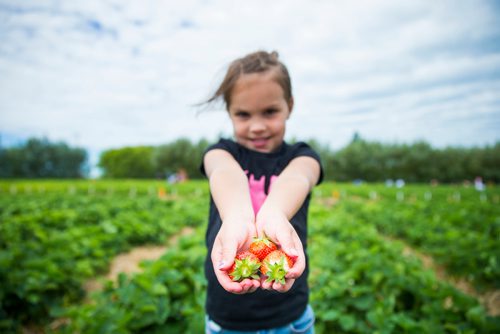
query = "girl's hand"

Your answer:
(211, 217), (260, 294)
(255, 209), (305, 293)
